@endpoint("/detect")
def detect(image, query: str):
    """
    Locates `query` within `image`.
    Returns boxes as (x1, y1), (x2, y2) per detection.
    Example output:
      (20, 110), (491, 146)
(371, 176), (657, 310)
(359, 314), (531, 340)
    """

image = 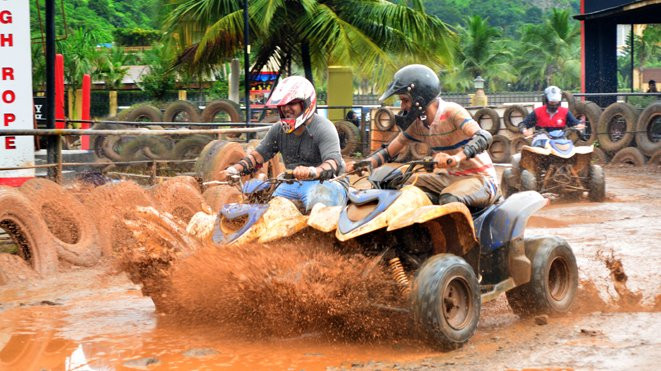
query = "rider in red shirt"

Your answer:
(518, 86), (584, 147)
